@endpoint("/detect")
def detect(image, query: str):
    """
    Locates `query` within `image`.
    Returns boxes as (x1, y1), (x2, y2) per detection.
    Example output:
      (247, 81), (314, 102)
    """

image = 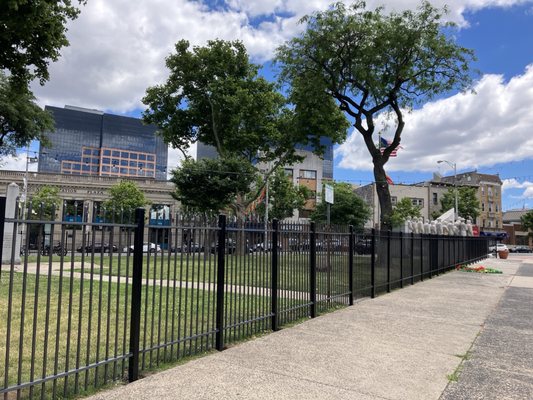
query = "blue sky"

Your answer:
(5, 0), (533, 211)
